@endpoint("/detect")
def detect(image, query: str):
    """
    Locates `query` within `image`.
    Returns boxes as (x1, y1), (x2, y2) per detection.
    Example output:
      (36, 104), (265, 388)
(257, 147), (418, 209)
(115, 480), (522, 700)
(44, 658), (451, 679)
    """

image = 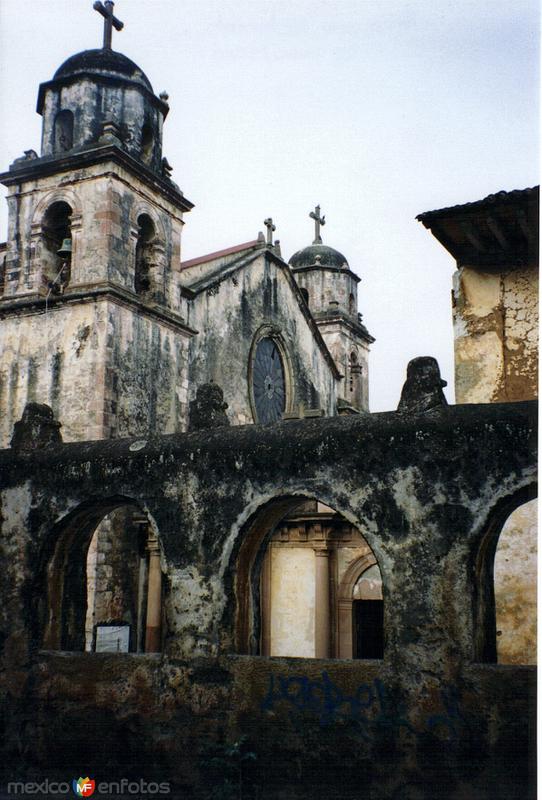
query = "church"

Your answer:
(0, 3), (537, 799)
